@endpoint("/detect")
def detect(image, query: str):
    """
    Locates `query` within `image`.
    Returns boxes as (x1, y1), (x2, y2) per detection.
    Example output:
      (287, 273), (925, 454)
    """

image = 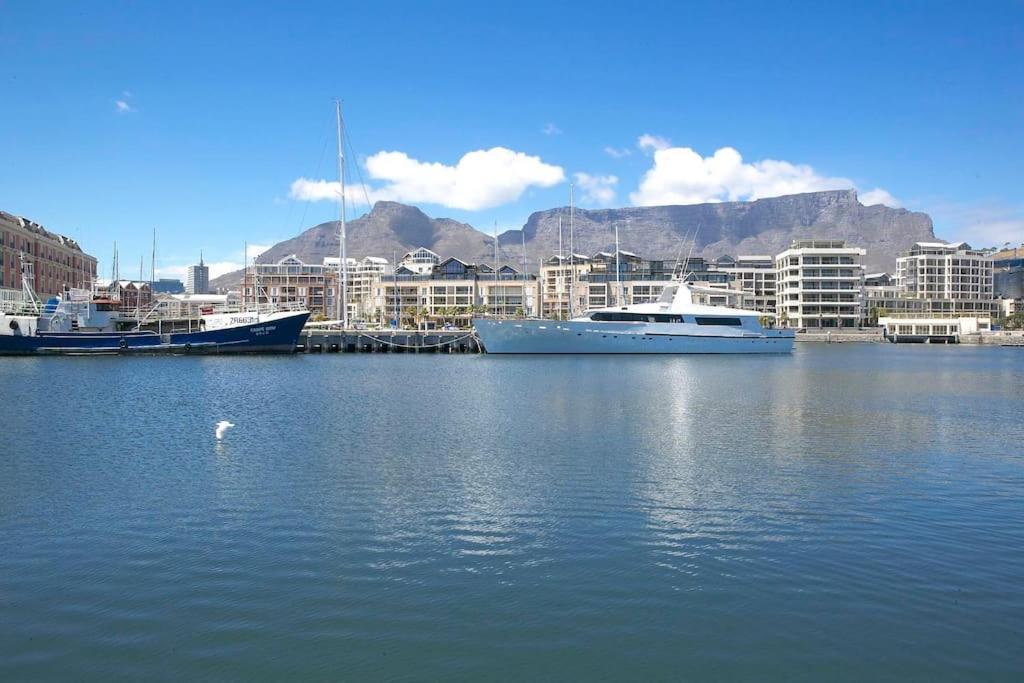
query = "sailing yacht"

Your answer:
(473, 281), (794, 354)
